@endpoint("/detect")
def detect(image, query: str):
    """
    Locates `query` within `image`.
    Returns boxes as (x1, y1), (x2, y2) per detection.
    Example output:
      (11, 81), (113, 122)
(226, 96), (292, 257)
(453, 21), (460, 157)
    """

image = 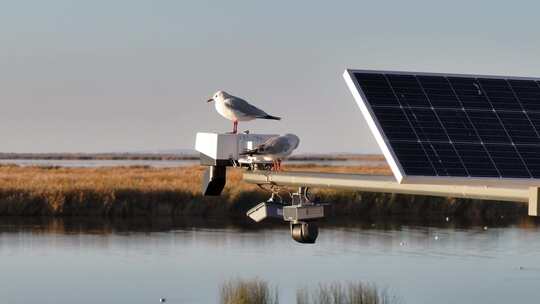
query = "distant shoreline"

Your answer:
(0, 153), (385, 162)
